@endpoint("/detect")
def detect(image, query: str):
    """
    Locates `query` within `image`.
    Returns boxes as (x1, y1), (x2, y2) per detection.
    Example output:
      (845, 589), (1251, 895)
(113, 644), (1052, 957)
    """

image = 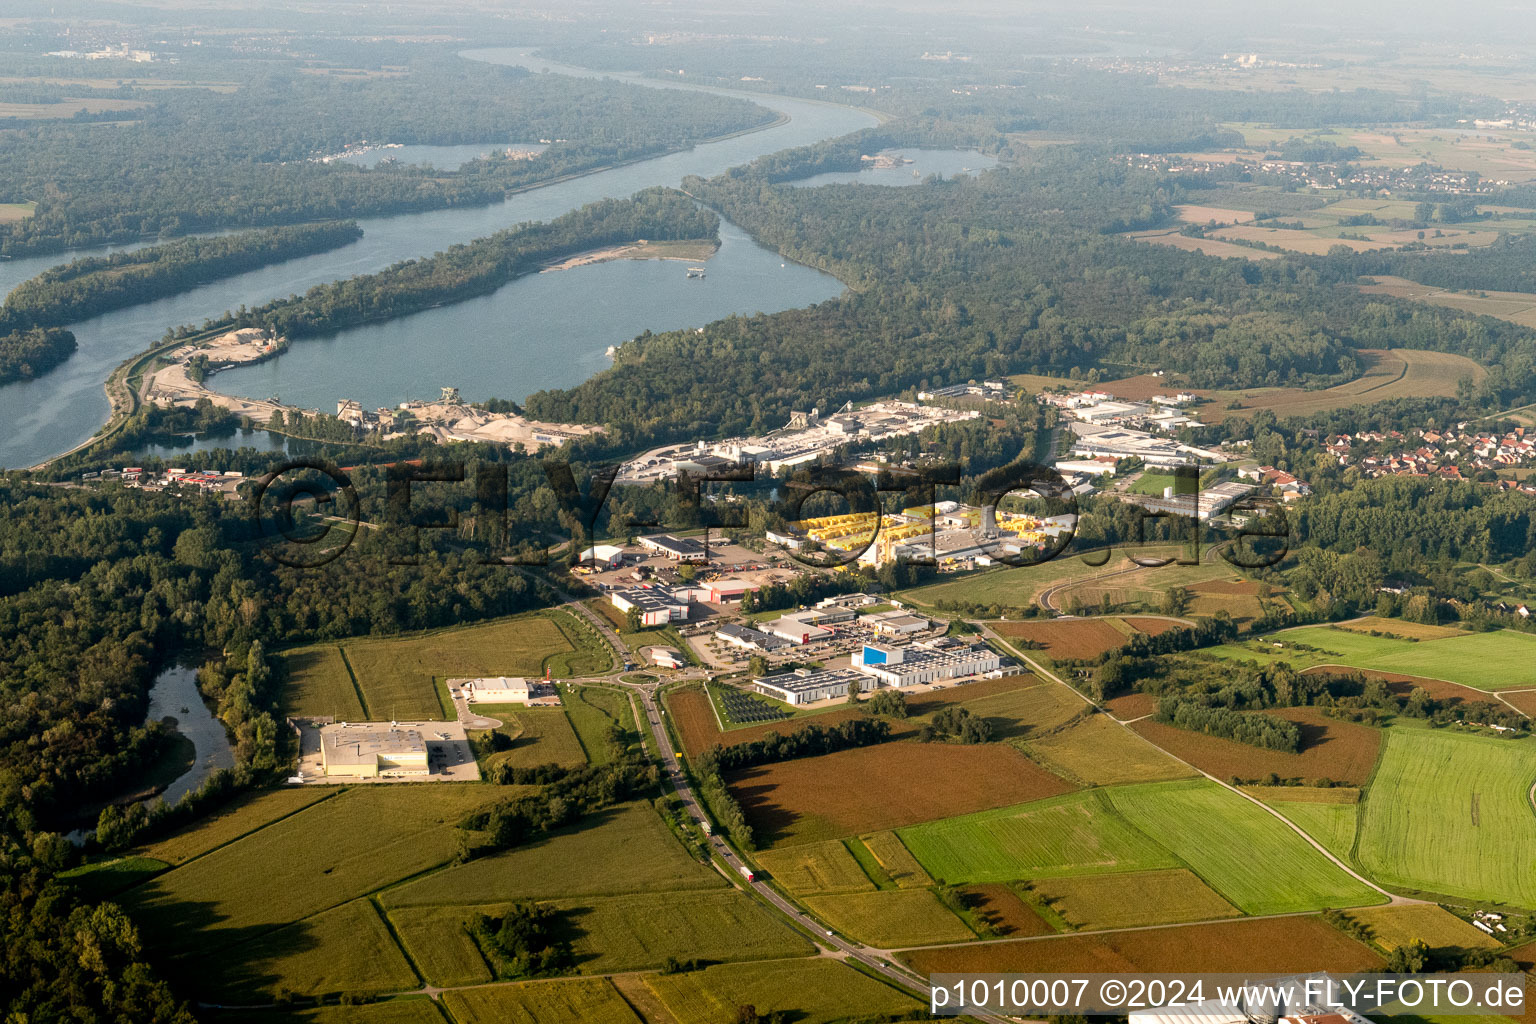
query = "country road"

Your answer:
(557, 592), (1015, 1022)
